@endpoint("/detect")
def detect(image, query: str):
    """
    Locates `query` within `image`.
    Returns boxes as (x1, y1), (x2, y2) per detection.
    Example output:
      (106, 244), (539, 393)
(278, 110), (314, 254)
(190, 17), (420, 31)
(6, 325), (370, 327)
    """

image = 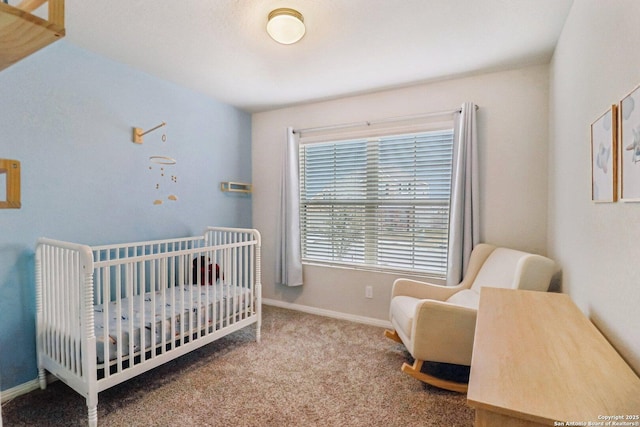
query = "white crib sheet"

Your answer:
(94, 284), (251, 364)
